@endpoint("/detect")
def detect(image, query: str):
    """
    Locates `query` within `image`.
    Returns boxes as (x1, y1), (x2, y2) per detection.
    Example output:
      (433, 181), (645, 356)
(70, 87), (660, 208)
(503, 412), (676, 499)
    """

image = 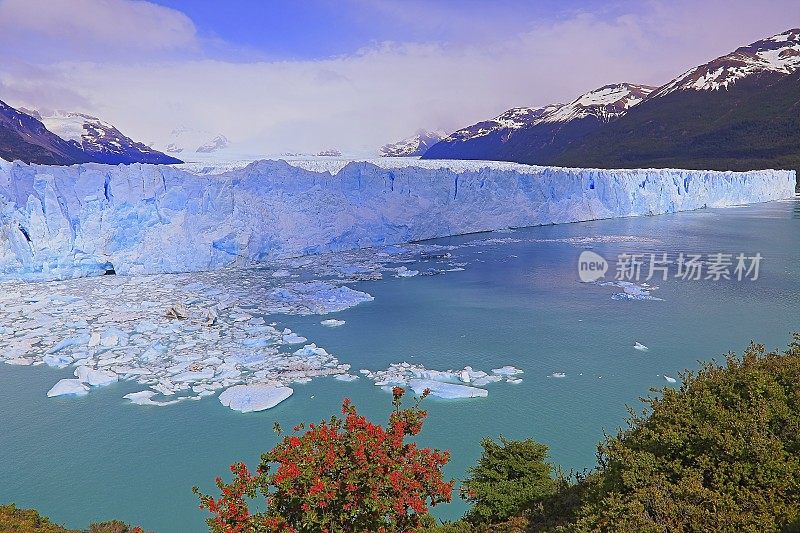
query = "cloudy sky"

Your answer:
(0, 0), (798, 155)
